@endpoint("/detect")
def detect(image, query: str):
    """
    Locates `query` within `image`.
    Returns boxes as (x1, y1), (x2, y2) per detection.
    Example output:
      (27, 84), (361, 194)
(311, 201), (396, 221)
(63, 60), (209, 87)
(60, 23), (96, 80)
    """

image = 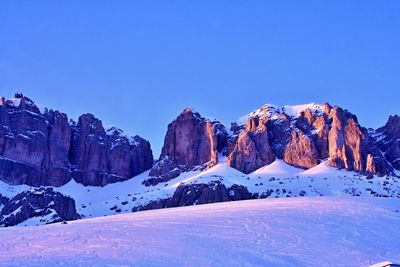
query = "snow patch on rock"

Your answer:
(237, 103), (324, 126)
(282, 103), (324, 117)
